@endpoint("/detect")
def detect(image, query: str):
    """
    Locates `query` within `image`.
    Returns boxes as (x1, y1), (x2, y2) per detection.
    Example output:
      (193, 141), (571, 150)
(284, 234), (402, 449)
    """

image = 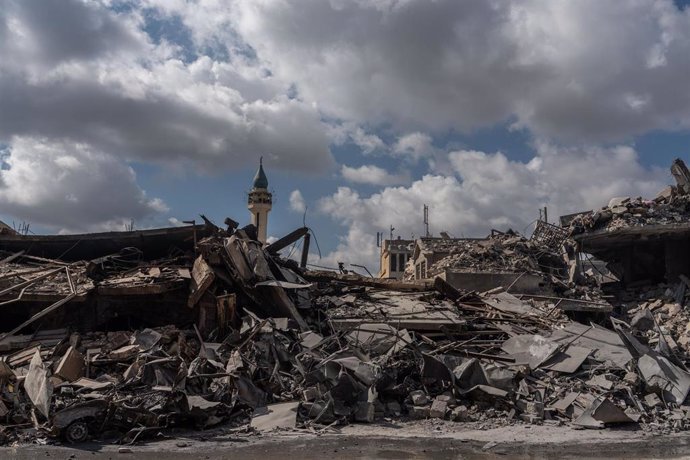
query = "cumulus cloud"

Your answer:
(0, 137), (167, 232)
(328, 122), (387, 155)
(308, 221), (379, 275)
(0, 0), (334, 173)
(317, 144), (668, 271)
(289, 189), (306, 213)
(392, 132), (437, 161)
(0, 0), (145, 70)
(229, 0), (690, 142)
(341, 164), (409, 186)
